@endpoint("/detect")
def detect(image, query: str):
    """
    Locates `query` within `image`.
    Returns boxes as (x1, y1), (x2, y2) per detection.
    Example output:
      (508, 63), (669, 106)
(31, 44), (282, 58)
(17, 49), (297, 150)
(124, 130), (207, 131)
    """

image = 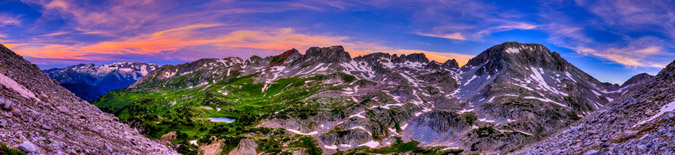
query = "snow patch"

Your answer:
(505, 47), (520, 54)
(324, 145), (338, 150)
(349, 111), (367, 119)
(633, 100), (675, 127)
(358, 141), (380, 148)
(478, 118), (496, 123)
(285, 128), (319, 135)
(523, 96), (568, 108)
(458, 109), (474, 114)
(349, 126), (372, 135)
